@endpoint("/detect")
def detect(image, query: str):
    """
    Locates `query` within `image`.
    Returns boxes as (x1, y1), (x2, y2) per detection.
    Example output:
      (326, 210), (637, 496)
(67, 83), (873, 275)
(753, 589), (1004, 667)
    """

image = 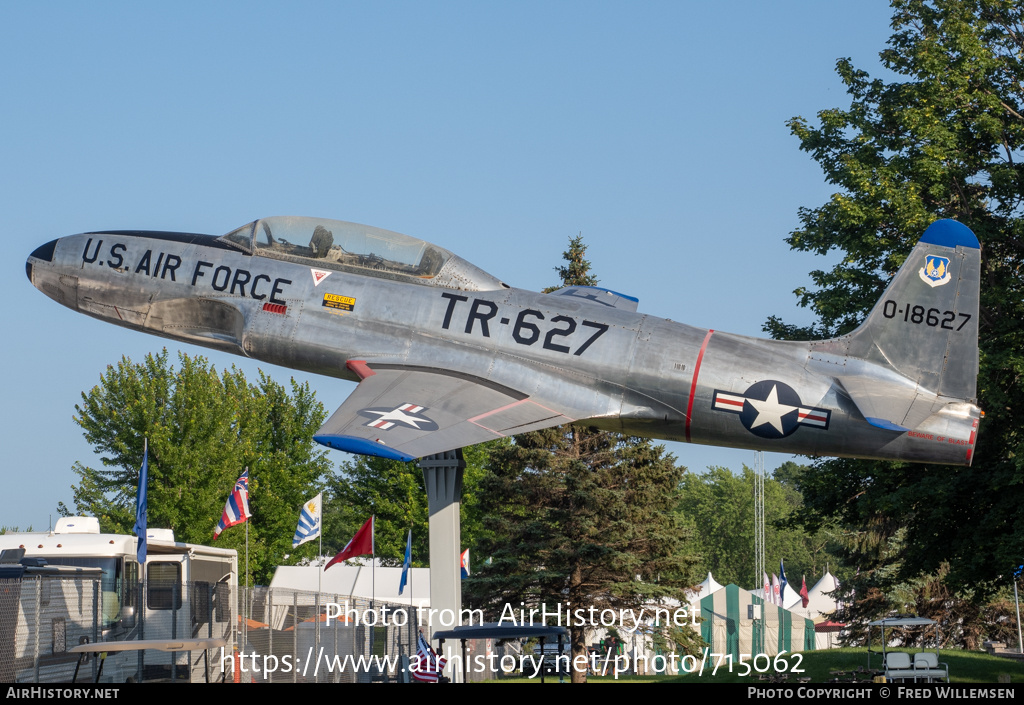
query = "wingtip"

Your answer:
(313, 434), (416, 462)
